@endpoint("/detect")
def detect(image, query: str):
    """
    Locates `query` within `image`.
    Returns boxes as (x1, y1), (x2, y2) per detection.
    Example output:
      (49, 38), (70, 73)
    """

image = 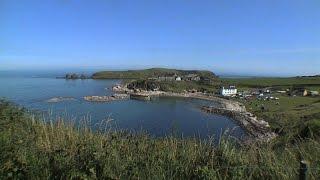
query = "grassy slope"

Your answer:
(1, 100), (320, 179)
(92, 68), (216, 79)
